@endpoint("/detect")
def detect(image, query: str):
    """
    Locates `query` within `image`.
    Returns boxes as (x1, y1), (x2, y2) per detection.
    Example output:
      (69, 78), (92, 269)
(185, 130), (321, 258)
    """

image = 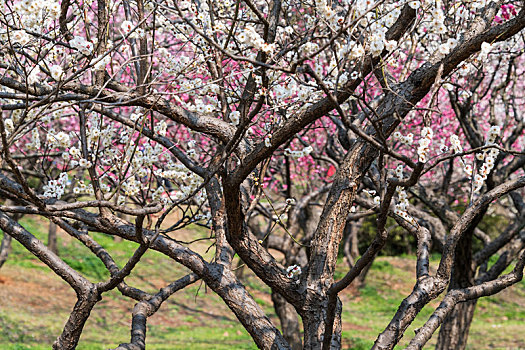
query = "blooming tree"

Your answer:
(0, 0), (525, 349)
(348, 51), (525, 349)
